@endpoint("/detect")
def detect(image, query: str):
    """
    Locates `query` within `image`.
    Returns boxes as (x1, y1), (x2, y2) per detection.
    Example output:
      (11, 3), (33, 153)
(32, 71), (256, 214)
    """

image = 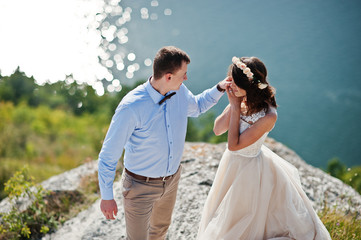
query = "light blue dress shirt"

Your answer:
(98, 79), (224, 200)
